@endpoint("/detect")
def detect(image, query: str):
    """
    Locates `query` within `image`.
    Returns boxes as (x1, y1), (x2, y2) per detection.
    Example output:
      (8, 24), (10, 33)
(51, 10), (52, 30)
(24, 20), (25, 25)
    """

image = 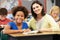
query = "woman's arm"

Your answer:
(47, 15), (60, 31)
(39, 14), (60, 31)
